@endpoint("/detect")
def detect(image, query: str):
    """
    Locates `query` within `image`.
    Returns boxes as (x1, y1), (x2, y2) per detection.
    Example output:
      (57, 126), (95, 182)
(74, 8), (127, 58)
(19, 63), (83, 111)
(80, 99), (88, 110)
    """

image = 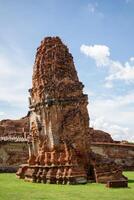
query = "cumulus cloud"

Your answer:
(80, 44), (134, 86)
(88, 91), (134, 142)
(80, 44), (110, 66)
(81, 43), (134, 141)
(90, 117), (132, 141)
